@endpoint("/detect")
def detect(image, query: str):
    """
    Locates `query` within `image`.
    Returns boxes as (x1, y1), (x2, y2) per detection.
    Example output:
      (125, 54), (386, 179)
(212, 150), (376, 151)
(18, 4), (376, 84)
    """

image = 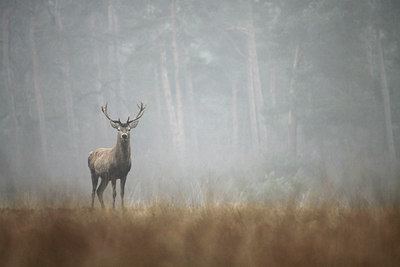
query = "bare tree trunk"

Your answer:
(288, 44), (302, 157)
(154, 67), (164, 158)
(183, 46), (199, 158)
(270, 64), (277, 109)
(160, 50), (179, 150)
(112, 1), (126, 103)
(376, 29), (397, 166)
(29, 3), (47, 162)
(154, 68), (162, 125)
(365, 25), (375, 79)
(54, 0), (77, 158)
(364, 23), (388, 166)
(107, 0), (125, 107)
(317, 136), (328, 181)
(246, 25), (259, 150)
(90, 14), (105, 107)
(89, 14), (107, 144)
(365, 25), (380, 115)
(266, 63), (277, 151)
(171, 0), (185, 158)
(231, 77), (239, 148)
(107, 0), (115, 84)
(2, 6), (19, 186)
(248, 9), (267, 147)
